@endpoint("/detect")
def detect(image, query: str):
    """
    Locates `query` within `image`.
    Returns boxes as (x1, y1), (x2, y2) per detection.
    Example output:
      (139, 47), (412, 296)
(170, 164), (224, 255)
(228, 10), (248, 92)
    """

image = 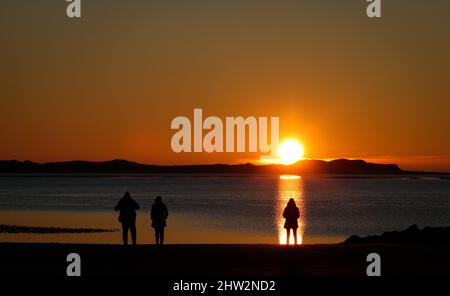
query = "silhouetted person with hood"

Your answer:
(114, 192), (140, 245)
(283, 198), (300, 245)
(151, 196), (168, 245)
